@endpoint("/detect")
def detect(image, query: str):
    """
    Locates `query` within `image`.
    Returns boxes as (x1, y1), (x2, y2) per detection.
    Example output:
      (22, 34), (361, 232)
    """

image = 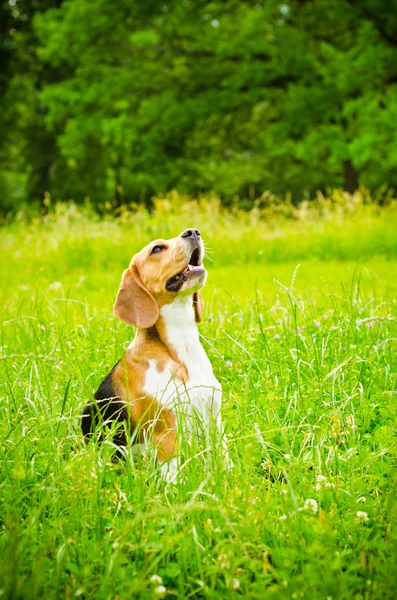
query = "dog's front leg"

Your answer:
(216, 412), (234, 470)
(153, 410), (179, 483)
(210, 390), (233, 469)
